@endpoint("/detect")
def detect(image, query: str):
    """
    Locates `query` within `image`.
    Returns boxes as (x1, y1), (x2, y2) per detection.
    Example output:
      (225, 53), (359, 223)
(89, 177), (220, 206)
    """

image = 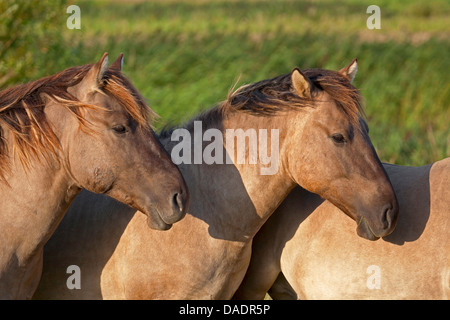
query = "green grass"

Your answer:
(2, 0), (449, 165)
